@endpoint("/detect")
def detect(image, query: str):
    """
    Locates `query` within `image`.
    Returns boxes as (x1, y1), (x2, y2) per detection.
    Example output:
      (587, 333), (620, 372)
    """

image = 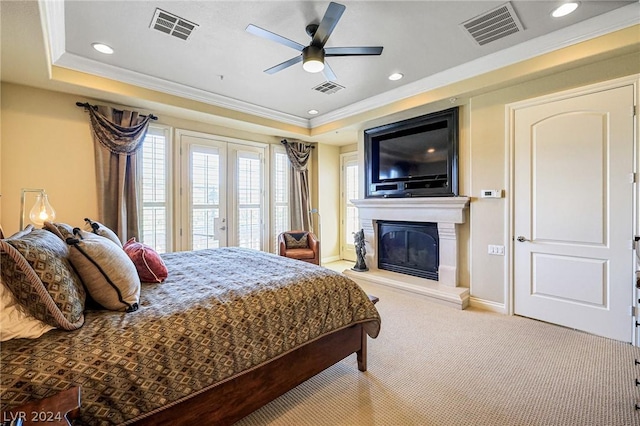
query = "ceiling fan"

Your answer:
(246, 2), (383, 81)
